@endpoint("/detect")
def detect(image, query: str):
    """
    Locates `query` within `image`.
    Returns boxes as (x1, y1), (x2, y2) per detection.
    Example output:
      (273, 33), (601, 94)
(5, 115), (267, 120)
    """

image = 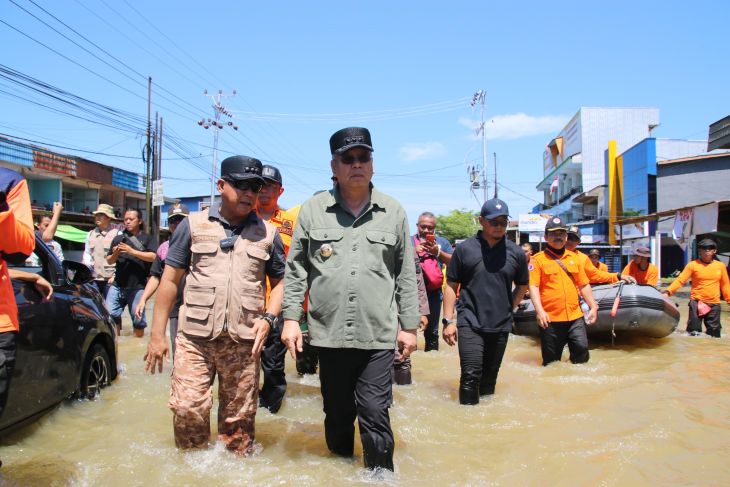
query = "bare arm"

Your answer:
(8, 269), (53, 299)
(512, 284), (528, 309)
(134, 275), (160, 320)
(41, 202), (62, 242)
(442, 280), (459, 346)
(529, 284), (550, 329)
(144, 265), (185, 374)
